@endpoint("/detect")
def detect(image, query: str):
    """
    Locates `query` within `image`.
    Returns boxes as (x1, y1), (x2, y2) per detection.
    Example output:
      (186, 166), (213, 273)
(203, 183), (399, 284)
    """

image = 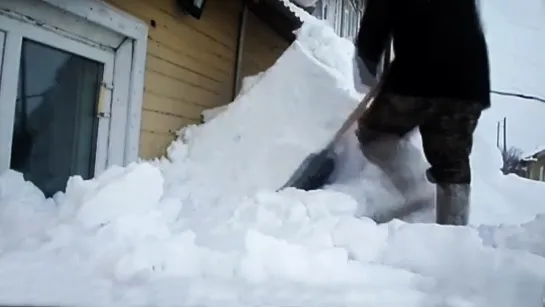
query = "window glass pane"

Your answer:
(11, 39), (103, 197)
(312, 0), (324, 19)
